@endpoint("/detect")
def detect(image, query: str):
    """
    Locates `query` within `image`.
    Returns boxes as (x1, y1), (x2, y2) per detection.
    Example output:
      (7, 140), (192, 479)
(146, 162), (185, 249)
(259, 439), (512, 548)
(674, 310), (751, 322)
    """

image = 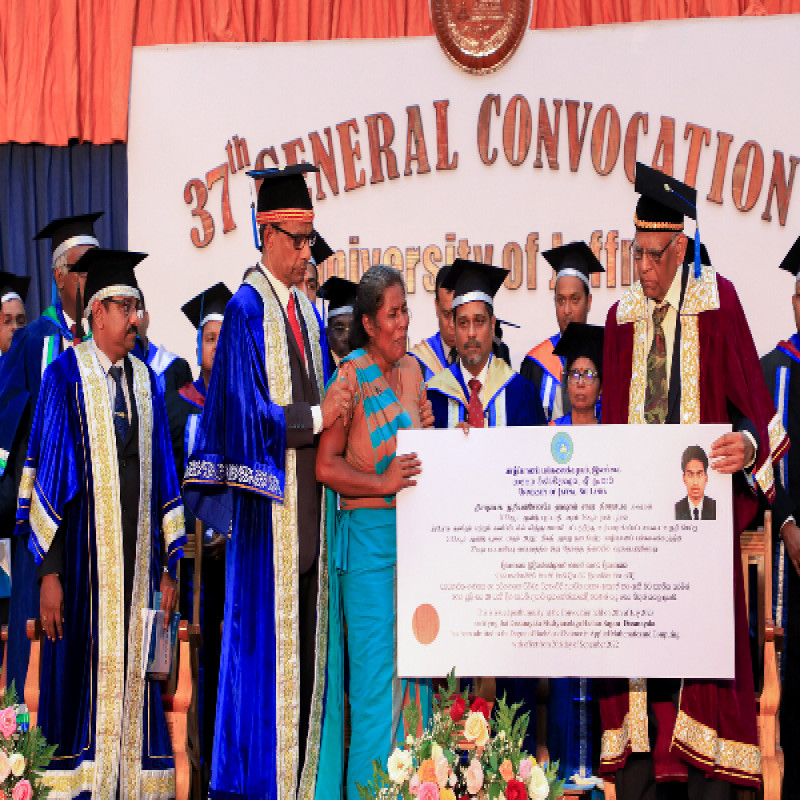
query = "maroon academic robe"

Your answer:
(598, 265), (787, 789)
